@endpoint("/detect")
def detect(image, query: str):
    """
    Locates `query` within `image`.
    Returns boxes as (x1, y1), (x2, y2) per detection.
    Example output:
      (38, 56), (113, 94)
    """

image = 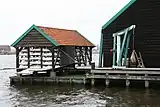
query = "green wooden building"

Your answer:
(99, 0), (160, 68)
